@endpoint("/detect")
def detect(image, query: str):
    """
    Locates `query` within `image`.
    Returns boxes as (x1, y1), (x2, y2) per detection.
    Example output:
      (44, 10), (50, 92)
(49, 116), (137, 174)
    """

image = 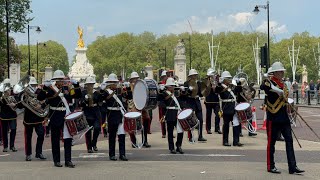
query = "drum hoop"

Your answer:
(235, 102), (250, 111)
(64, 111), (83, 120)
(177, 108), (193, 120)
